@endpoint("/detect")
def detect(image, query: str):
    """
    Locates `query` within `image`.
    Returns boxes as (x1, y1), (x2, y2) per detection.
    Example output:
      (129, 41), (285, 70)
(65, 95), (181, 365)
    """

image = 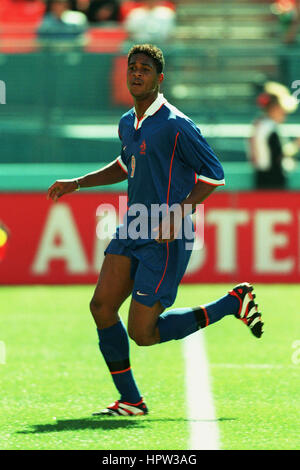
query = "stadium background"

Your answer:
(1, 0), (300, 285)
(0, 0), (300, 452)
